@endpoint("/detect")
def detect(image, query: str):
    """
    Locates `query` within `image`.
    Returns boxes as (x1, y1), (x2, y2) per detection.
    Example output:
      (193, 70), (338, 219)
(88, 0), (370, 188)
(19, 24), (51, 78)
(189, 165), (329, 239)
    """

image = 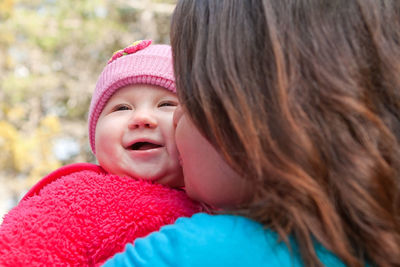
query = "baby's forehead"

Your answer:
(107, 84), (177, 101)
